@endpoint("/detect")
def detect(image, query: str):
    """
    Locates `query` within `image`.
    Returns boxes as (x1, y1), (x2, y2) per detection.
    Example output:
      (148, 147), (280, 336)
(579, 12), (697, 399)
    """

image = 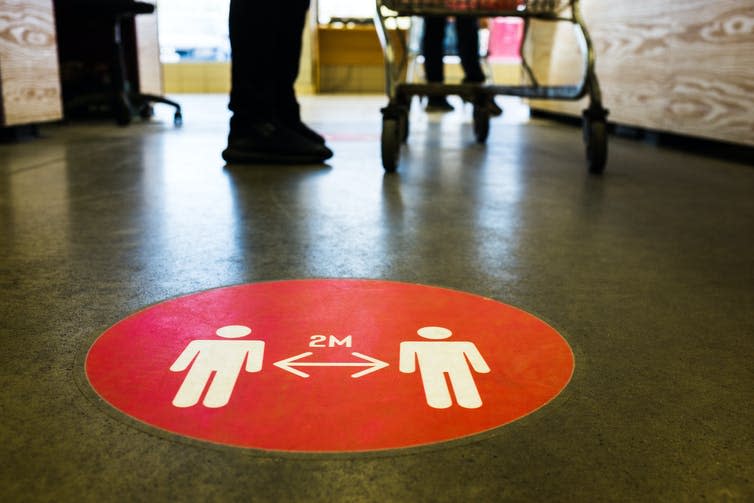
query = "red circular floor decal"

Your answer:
(86, 279), (574, 452)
